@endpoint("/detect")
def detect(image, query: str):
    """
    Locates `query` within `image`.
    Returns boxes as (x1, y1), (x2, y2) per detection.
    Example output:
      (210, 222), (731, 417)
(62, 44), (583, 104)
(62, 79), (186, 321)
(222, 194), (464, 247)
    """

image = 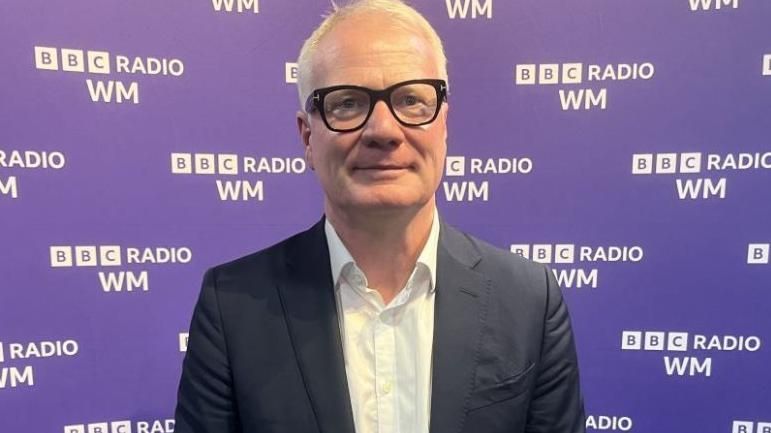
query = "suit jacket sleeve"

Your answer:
(526, 265), (585, 433)
(175, 268), (240, 433)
